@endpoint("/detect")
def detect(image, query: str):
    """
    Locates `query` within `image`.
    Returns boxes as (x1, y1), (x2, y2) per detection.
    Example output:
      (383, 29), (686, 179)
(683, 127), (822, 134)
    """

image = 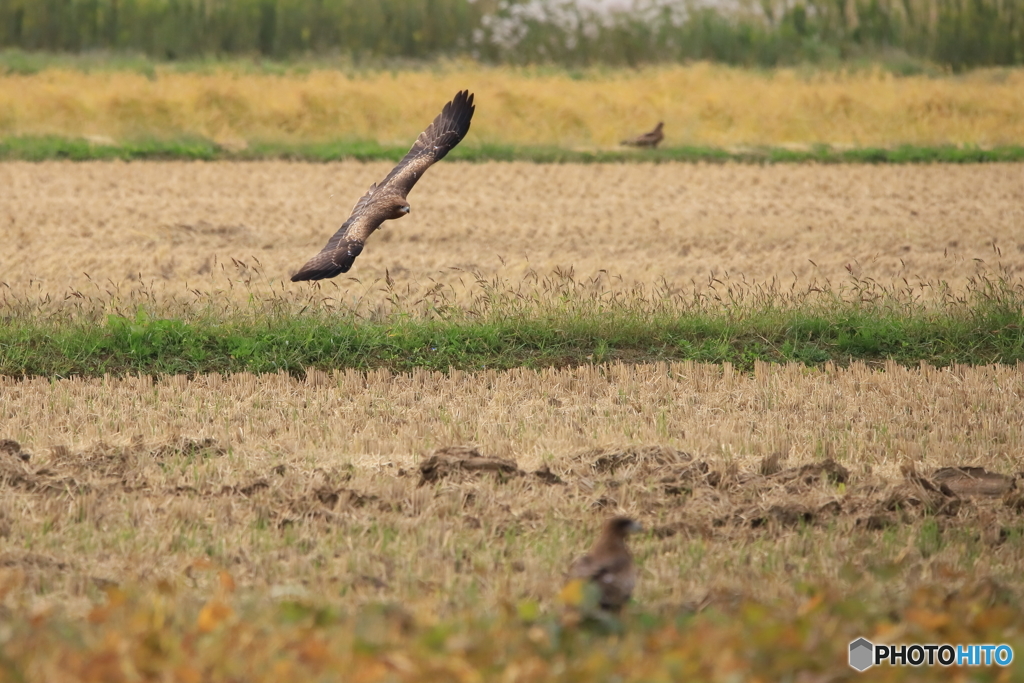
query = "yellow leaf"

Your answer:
(173, 664), (202, 683)
(299, 636), (330, 667)
(218, 570), (236, 594)
(190, 558), (214, 572)
(87, 587), (126, 624)
(904, 607), (949, 630)
(196, 598), (233, 633)
(0, 569), (24, 602)
(381, 652), (417, 675)
(559, 579), (586, 607)
(516, 598), (540, 622)
(972, 605), (1014, 631)
(797, 594), (824, 616)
